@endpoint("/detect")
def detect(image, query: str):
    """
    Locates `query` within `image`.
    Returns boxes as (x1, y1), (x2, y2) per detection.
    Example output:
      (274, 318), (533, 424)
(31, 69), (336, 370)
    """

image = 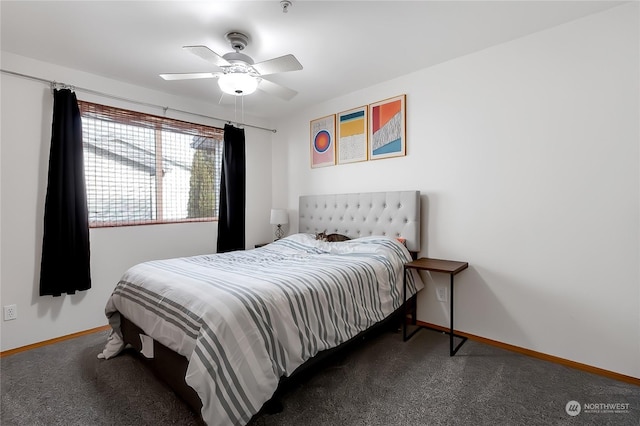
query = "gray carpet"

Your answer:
(1, 328), (638, 425)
